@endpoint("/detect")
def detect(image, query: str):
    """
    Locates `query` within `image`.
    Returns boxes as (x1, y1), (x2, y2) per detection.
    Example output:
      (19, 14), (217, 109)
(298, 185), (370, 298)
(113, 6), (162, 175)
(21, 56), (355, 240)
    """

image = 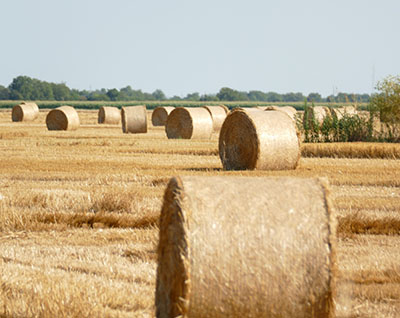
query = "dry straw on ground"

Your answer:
(219, 109), (300, 170)
(121, 105), (147, 133)
(202, 105), (229, 131)
(165, 107), (213, 139)
(46, 106), (80, 131)
(98, 106), (121, 124)
(11, 102), (39, 122)
(151, 107), (175, 126)
(156, 176), (337, 318)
